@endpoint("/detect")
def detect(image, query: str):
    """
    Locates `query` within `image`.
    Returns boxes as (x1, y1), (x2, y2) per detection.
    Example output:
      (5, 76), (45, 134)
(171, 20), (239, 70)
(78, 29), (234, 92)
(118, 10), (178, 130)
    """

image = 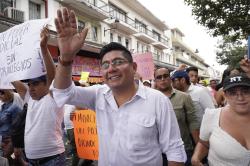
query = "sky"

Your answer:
(137, 0), (226, 71)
